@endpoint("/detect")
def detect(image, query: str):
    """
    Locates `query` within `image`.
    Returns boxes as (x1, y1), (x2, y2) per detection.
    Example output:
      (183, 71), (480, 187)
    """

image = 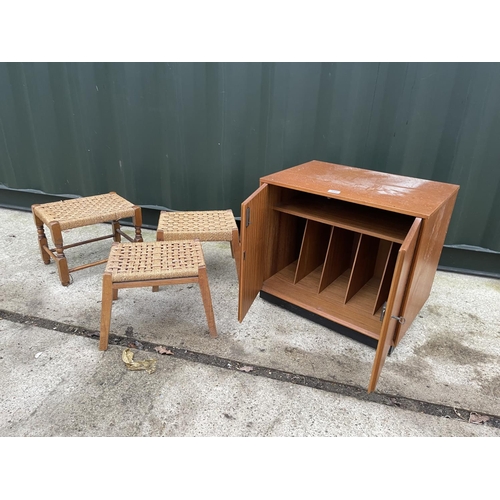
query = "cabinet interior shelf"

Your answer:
(274, 195), (414, 243)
